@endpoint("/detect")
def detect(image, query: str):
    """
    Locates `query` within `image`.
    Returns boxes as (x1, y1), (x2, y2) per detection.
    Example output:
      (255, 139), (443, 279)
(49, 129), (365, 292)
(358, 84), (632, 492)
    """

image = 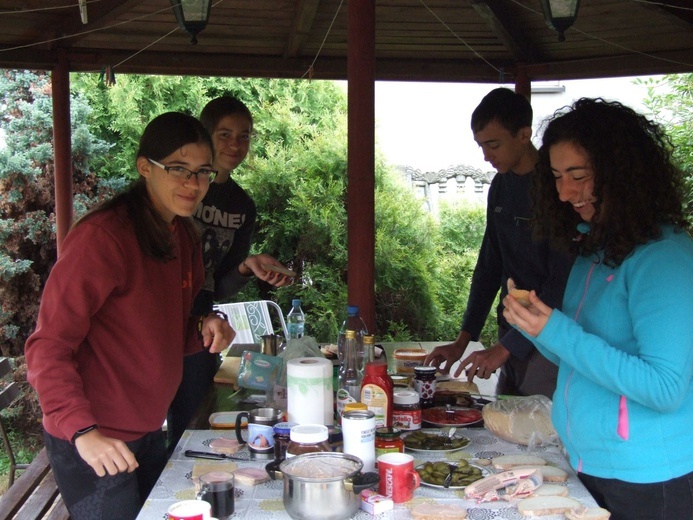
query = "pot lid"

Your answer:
(280, 453), (361, 481)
